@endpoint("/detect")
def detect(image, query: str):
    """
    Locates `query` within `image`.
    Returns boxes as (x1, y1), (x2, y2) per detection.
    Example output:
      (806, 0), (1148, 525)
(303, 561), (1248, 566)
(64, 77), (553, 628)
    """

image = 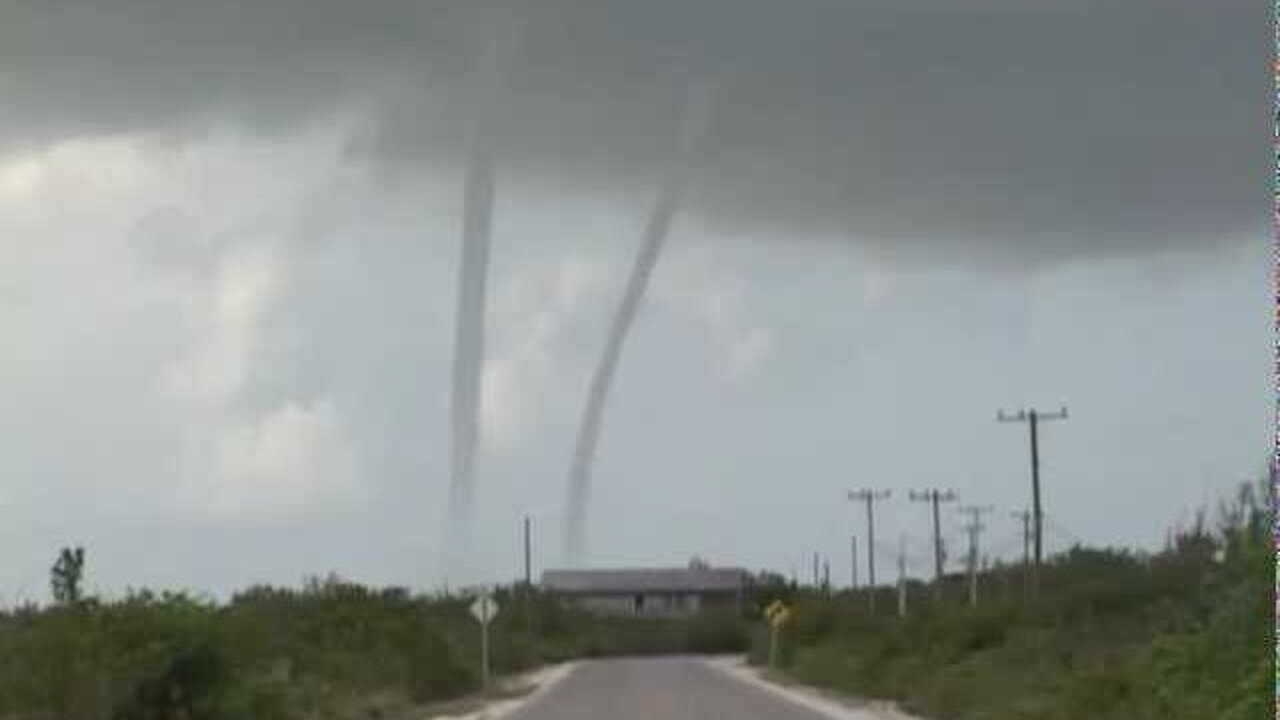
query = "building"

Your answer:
(540, 562), (749, 617)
